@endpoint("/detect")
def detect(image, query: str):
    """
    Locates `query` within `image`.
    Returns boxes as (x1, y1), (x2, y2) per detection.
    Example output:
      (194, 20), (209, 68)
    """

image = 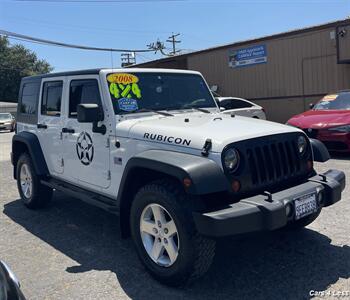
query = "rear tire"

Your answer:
(130, 179), (216, 286)
(16, 153), (52, 209)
